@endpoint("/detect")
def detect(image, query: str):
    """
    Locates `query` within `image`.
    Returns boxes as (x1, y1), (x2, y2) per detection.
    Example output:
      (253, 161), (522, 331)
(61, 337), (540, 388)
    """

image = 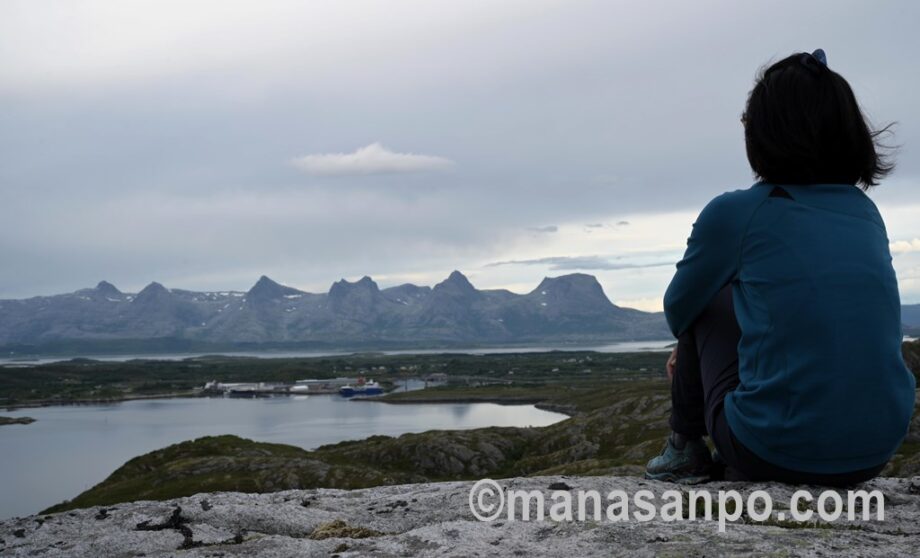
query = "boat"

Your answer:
(339, 378), (384, 397)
